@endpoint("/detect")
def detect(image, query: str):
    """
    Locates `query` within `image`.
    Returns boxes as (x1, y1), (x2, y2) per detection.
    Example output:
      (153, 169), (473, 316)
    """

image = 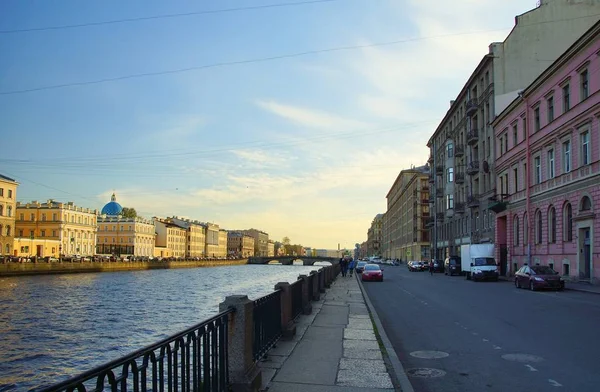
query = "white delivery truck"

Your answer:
(460, 244), (499, 281)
